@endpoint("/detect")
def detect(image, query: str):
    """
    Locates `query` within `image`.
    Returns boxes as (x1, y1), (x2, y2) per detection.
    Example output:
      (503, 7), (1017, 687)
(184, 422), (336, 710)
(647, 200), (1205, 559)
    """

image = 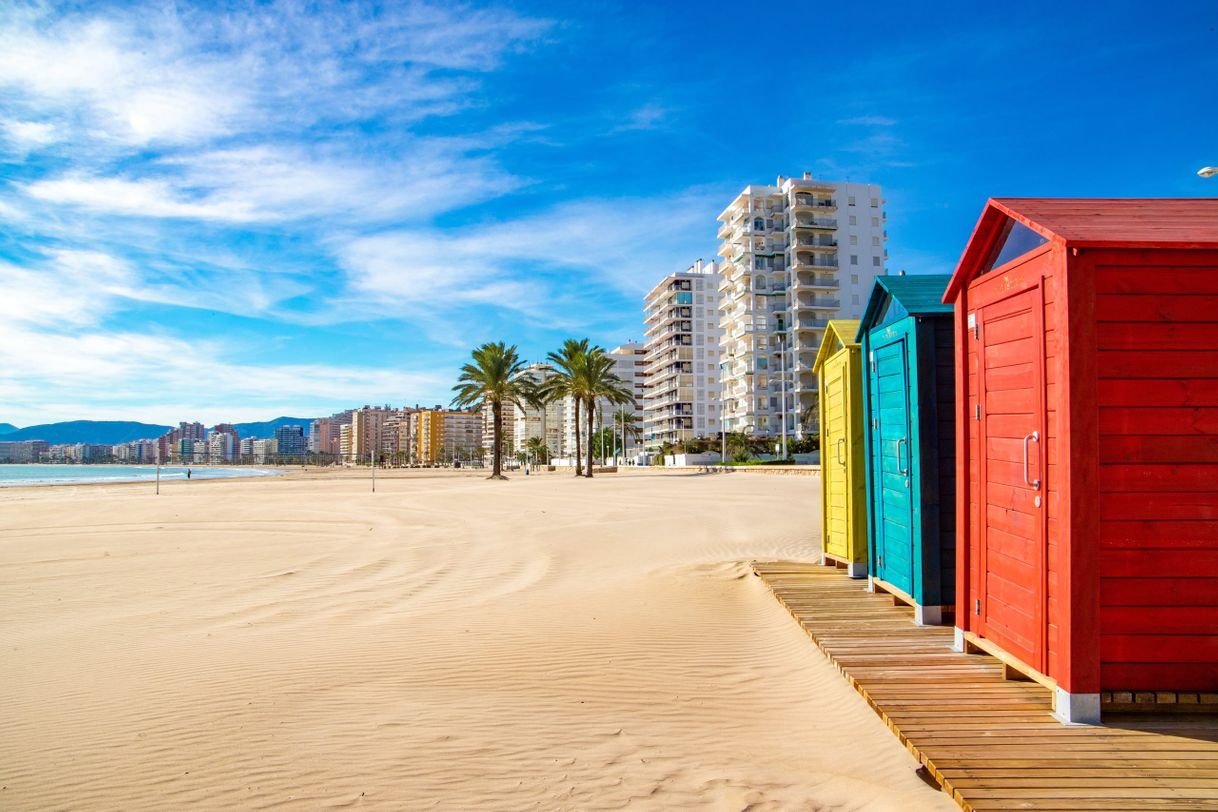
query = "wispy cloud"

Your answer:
(837, 115), (898, 127)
